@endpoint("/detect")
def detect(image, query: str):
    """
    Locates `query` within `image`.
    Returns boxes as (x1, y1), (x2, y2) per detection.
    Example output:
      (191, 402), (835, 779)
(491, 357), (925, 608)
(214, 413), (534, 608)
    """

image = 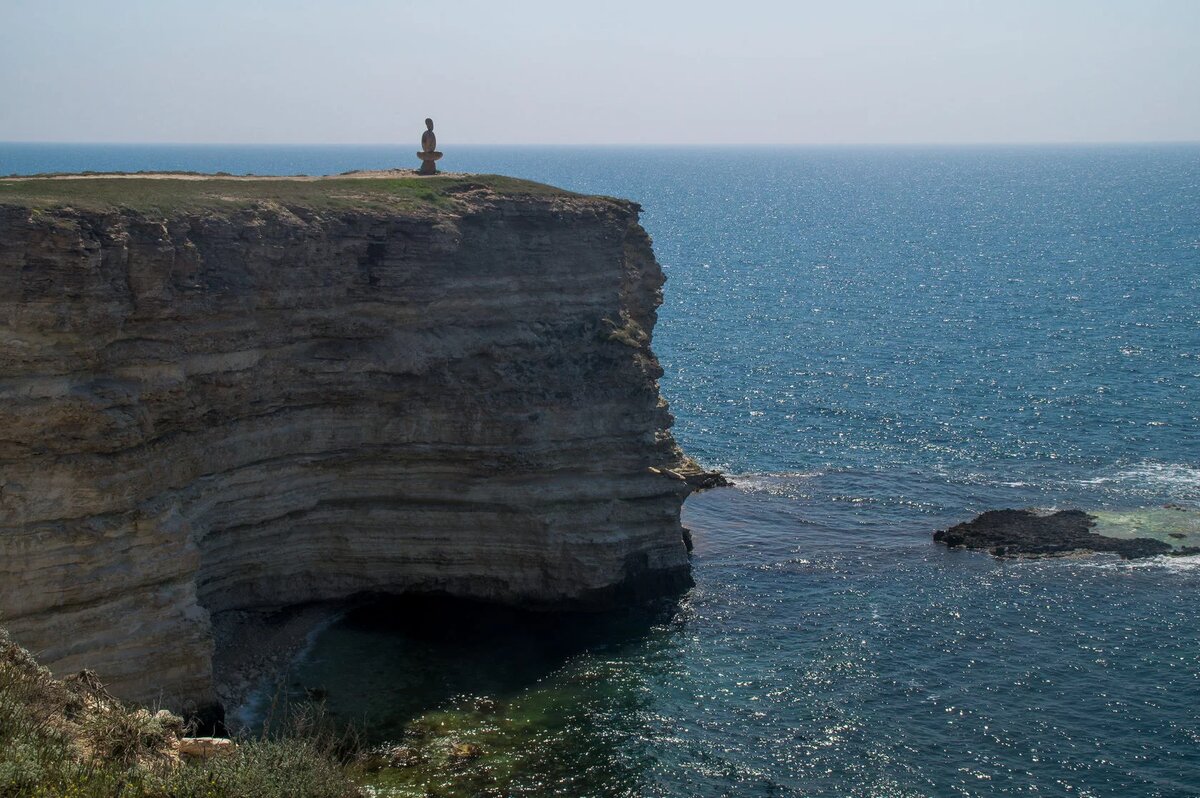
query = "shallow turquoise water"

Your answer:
(5, 144), (1199, 796)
